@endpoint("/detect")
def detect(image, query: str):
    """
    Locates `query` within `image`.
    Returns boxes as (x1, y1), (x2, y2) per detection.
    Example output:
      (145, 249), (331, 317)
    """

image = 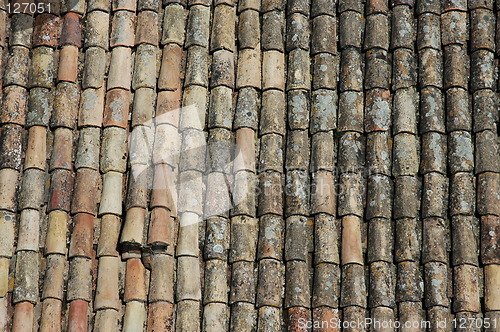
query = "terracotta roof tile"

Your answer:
(9, 14), (33, 48)
(33, 14), (61, 48)
(485, 264), (500, 310)
(0, 3), (497, 330)
(112, 0), (137, 11)
(395, 218), (421, 262)
(138, 0), (161, 12)
(84, 10), (110, 49)
(120, 206), (146, 247)
(78, 86), (105, 127)
(365, 14), (389, 51)
(211, 4), (236, 52)
(422, 172), (448, 219)
(110, 11), (135, 47)
(126, 164), (151, 209)
(87, 0), (111, 11)
(82, 47), (106, 89)
(477, 172), (500, 216)
(339, 11), (363, 49)
(103, 88), (130, 128)
(62, 0), (86, 14)
(135, 10), (159, 45)
(237, 9), (259, 49)
(443, 0), (467, 12)
(261, 11), (285, 51)
(59, 12), (83, 47)
(48, 169), (74, 211)
(158, 45), (183, 90)
(471, 49), (495, 91)
(210, 50), (235, 89)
